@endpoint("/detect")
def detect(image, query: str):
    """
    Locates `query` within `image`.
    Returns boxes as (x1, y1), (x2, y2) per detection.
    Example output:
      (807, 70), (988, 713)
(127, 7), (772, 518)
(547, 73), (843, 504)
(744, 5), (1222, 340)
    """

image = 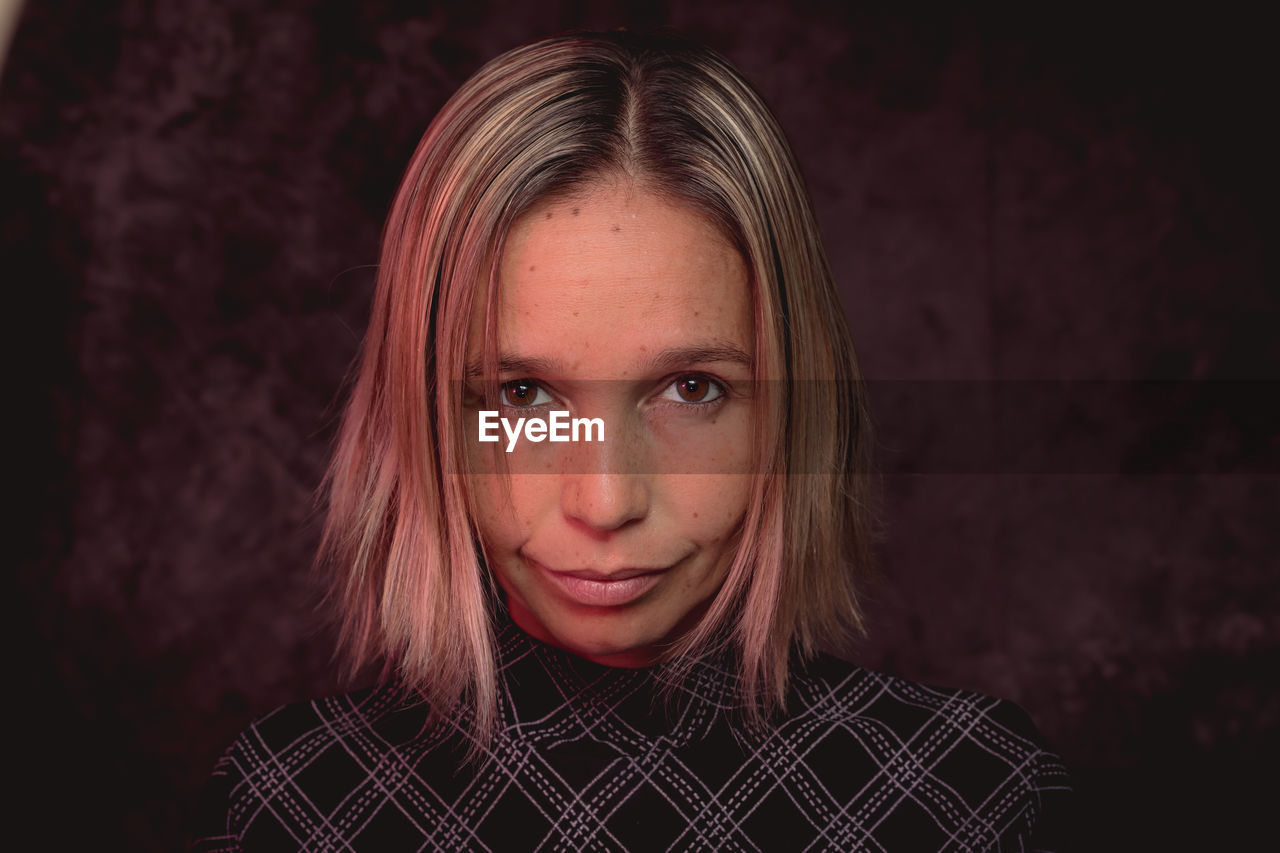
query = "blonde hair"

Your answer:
(319, 30), (873, 748)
